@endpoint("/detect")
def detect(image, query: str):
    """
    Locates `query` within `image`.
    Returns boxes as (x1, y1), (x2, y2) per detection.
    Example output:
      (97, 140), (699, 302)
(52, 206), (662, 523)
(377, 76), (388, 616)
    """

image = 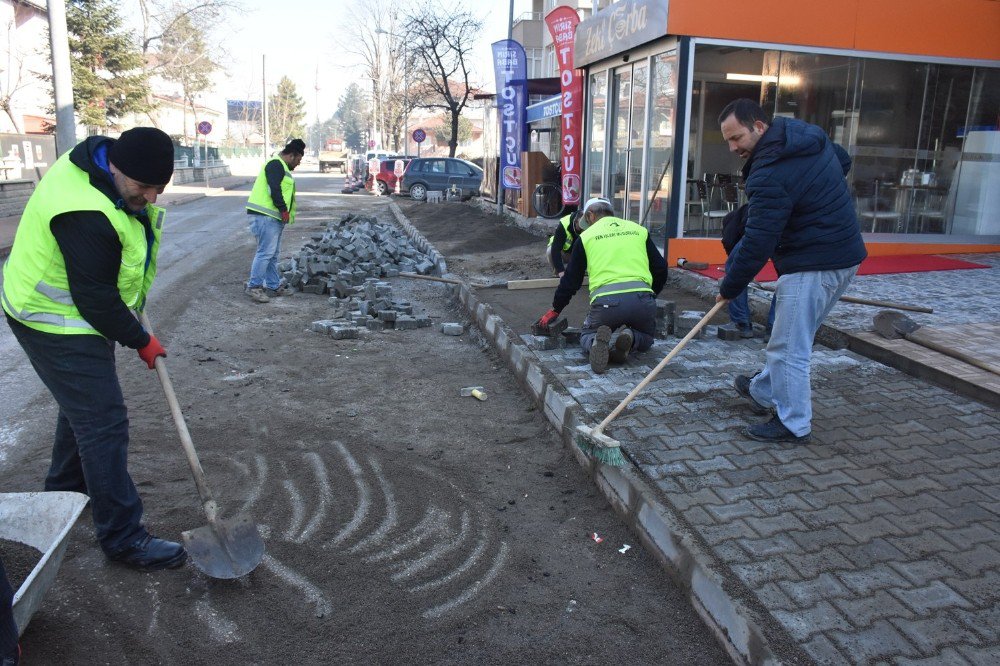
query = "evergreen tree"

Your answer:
(333, 83), (370, 153)
(269, 76), (307, 145)
(157, 12), (218, 144)
(66, 0), (150, 129)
